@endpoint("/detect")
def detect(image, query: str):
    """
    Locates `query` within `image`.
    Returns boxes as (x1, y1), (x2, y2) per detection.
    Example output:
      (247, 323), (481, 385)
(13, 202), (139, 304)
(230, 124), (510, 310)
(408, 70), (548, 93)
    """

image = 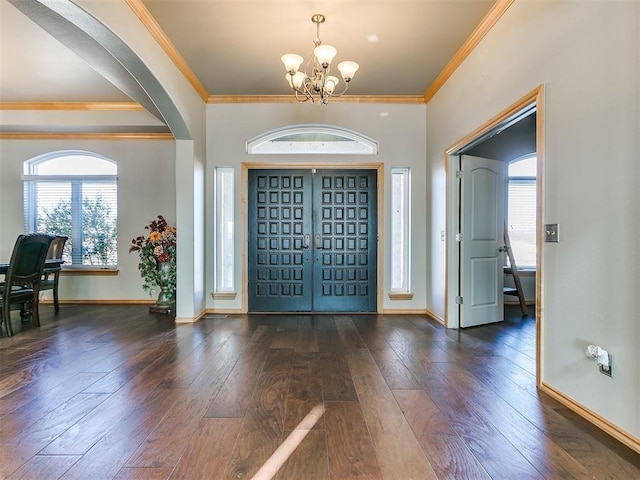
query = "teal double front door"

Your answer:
(248, 169), (377, 313)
